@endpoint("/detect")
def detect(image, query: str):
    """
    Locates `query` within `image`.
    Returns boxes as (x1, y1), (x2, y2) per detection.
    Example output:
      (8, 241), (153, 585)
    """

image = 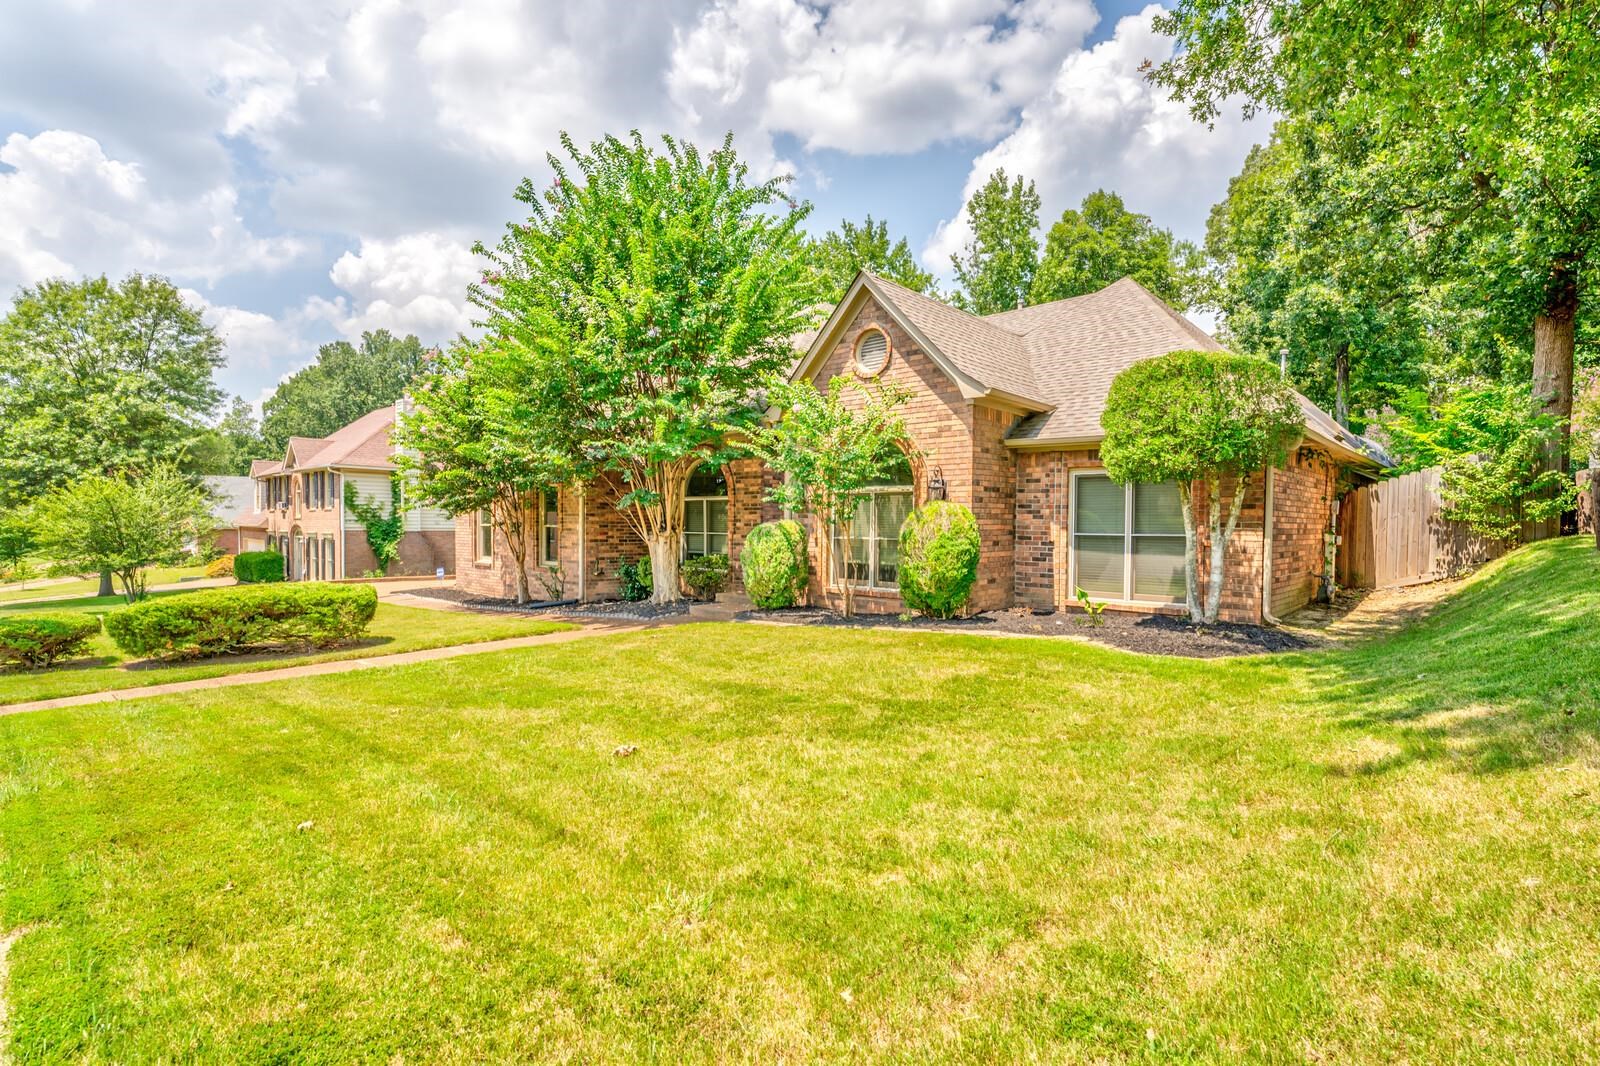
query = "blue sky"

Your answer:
(0, 1), (1265, 411)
